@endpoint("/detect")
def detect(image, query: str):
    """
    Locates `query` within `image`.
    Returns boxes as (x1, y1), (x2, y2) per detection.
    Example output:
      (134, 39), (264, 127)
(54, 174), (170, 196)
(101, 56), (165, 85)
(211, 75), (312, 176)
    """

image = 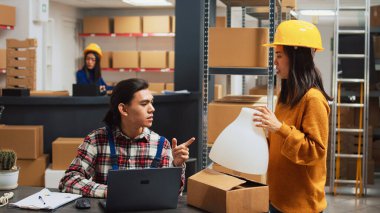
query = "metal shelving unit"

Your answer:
(200, 0), (280, 169)
(101, 68), (174, 73)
